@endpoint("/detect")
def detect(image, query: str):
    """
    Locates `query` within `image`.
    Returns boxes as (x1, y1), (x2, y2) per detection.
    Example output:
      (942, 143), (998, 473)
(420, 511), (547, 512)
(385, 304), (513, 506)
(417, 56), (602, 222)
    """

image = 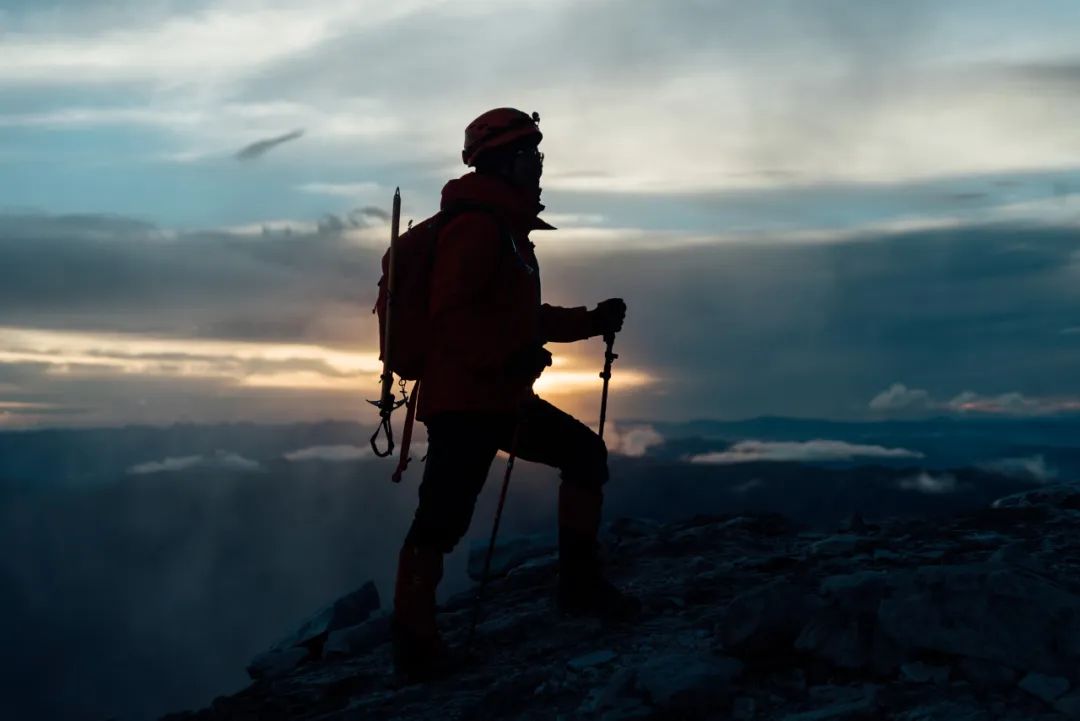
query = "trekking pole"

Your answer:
(598, 332), (618, 440)
(466, 410), (526, 651)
